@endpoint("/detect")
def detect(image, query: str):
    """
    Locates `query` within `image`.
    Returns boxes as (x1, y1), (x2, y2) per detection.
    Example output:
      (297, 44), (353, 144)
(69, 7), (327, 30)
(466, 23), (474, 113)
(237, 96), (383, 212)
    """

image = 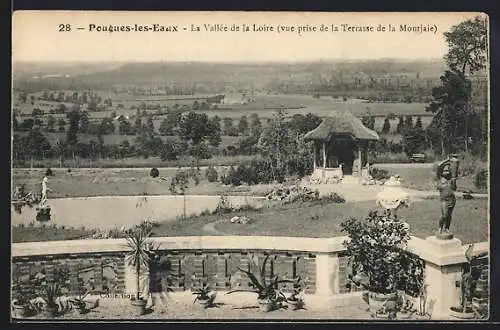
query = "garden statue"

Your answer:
(36, 176), (52, 222)
(436, 157), (458, 240)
